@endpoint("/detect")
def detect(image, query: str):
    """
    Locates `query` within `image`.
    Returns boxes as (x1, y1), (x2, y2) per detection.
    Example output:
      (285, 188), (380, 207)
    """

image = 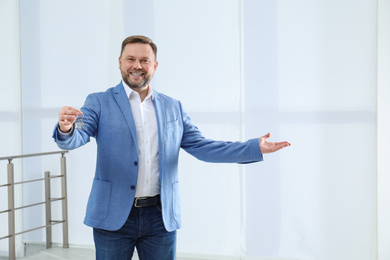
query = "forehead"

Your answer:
(122, 43), (155, 59)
